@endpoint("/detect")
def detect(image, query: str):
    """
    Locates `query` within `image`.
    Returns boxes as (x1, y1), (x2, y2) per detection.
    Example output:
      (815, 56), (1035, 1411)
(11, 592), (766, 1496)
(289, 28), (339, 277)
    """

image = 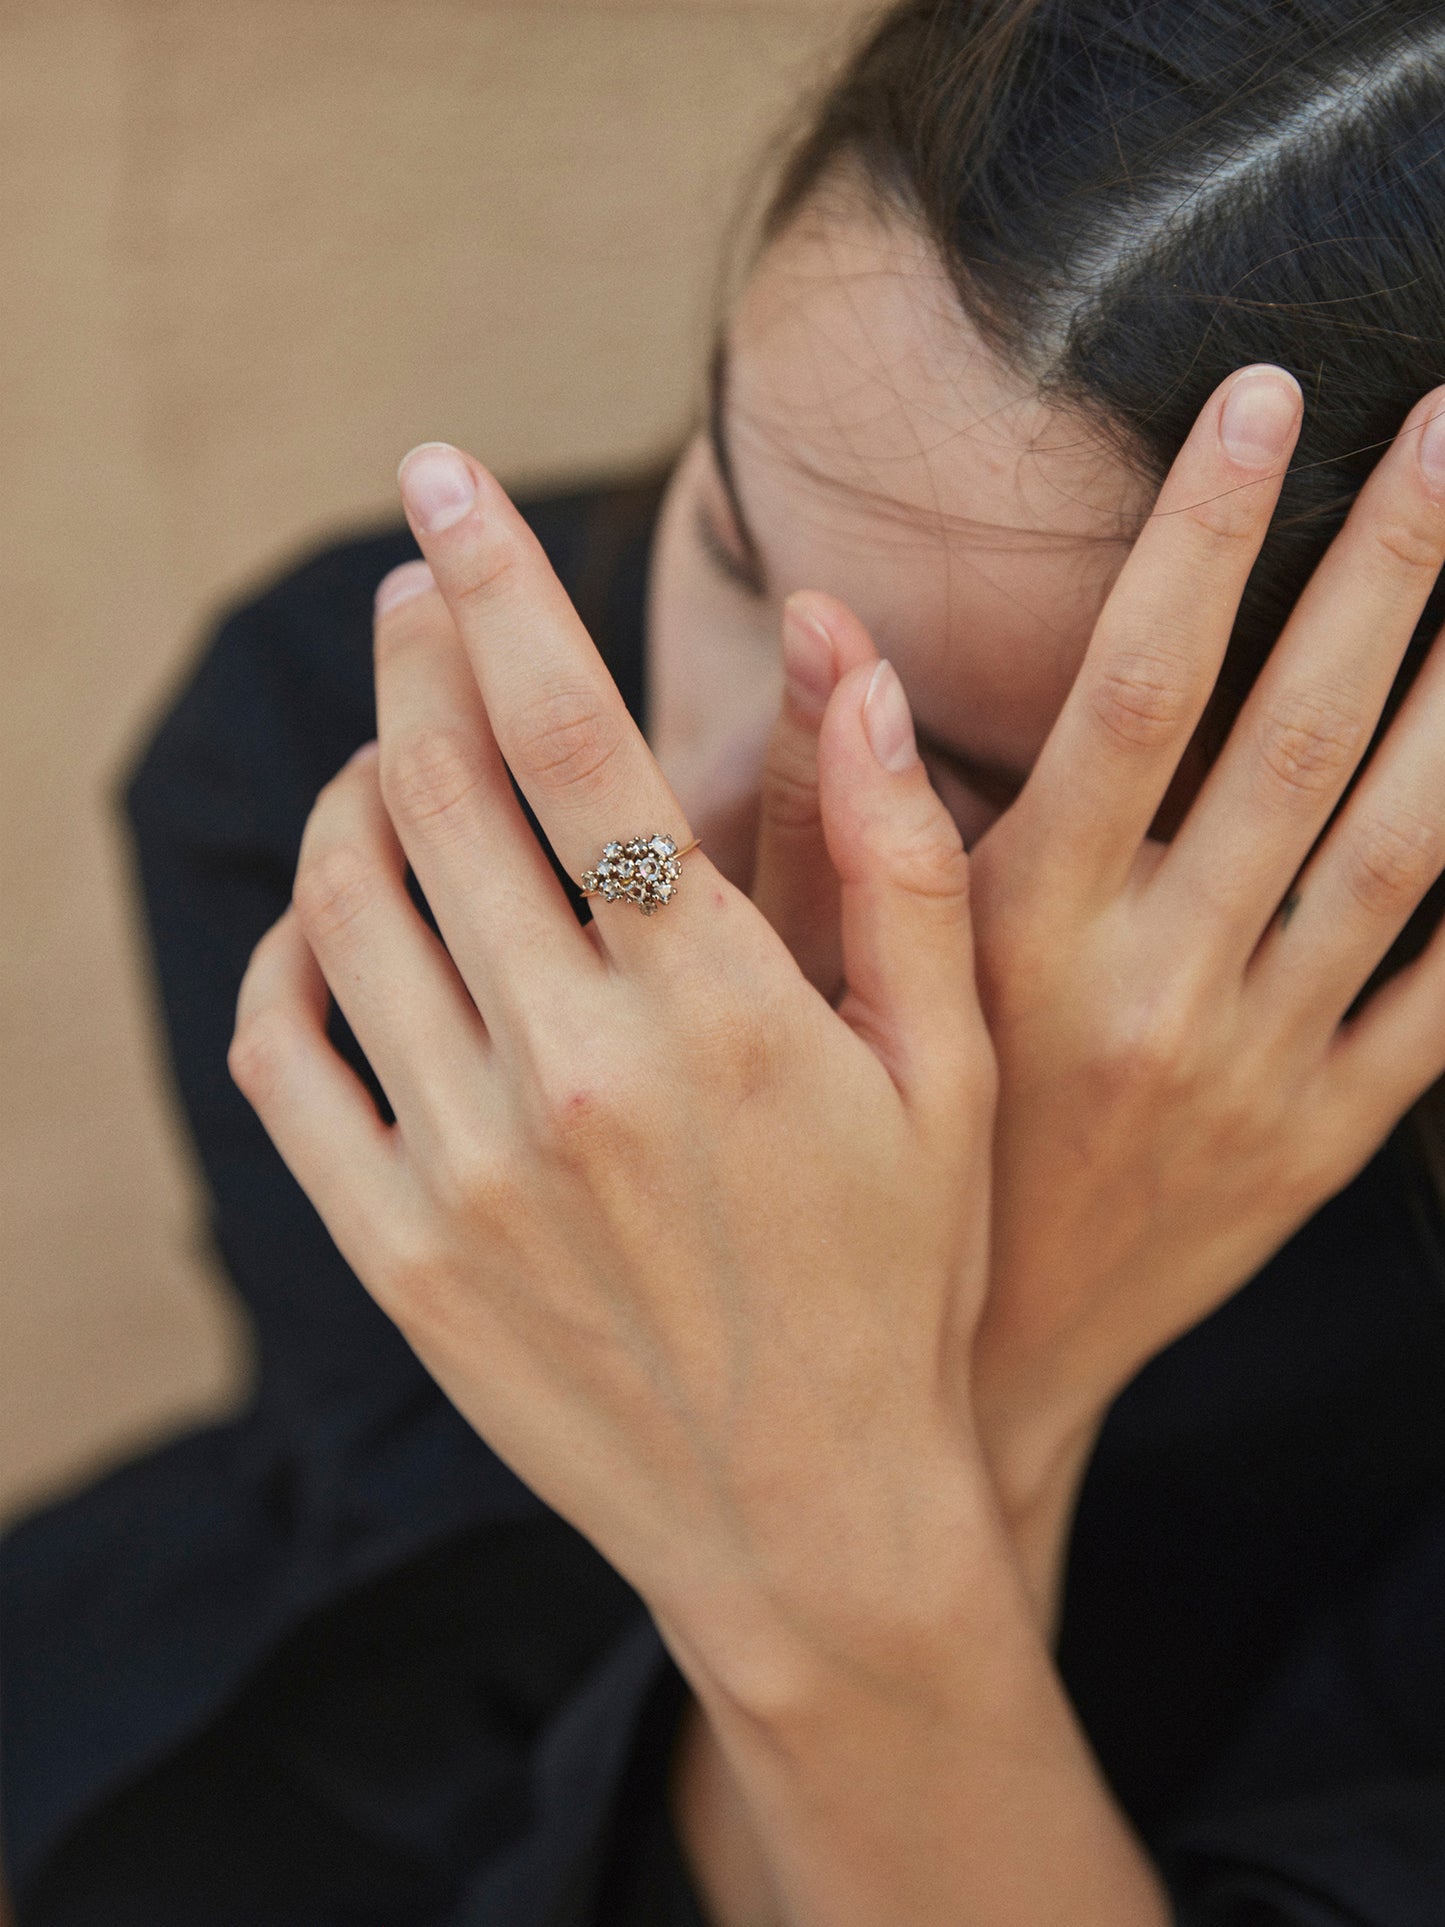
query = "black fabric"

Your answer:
(4, 469), (1445, 1925)
(588, 1656), (705, 1927)
(18, 1519), (640, 1927)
